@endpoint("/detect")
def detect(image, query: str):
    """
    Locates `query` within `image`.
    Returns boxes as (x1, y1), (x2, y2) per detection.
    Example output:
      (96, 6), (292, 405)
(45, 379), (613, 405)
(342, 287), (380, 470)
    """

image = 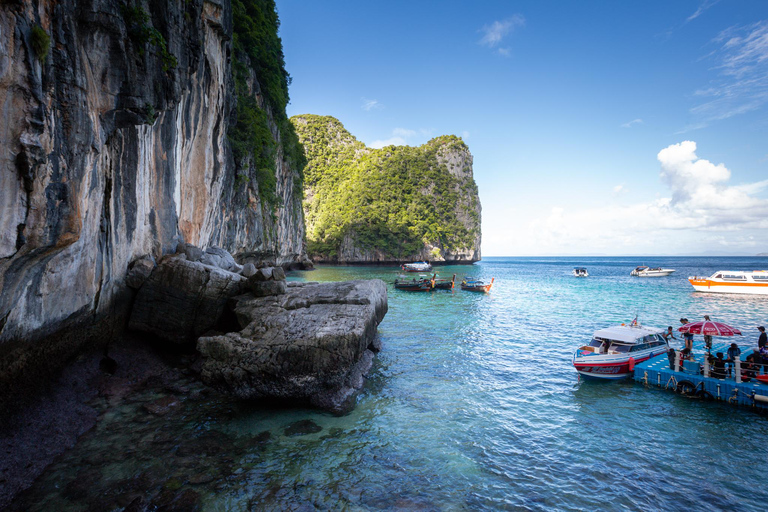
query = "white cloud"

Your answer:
(485, 141), (768, 255)
(621, 118), (643, 128)
(461, 130), (470, 139)
(479, 16), (525, 49)
(370, 136), (407, 149)
(687, 0), (720, 22)
(497, 47), (511, 57)
(685, 21), (768, 130)
(392, 128), (416, 137)
(362, 98), (382, 111)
